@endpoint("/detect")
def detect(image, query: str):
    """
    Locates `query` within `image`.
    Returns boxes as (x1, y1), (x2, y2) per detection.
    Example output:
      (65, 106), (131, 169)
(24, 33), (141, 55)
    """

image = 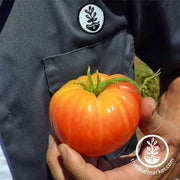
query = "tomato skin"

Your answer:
(49, 73), (141, 156)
